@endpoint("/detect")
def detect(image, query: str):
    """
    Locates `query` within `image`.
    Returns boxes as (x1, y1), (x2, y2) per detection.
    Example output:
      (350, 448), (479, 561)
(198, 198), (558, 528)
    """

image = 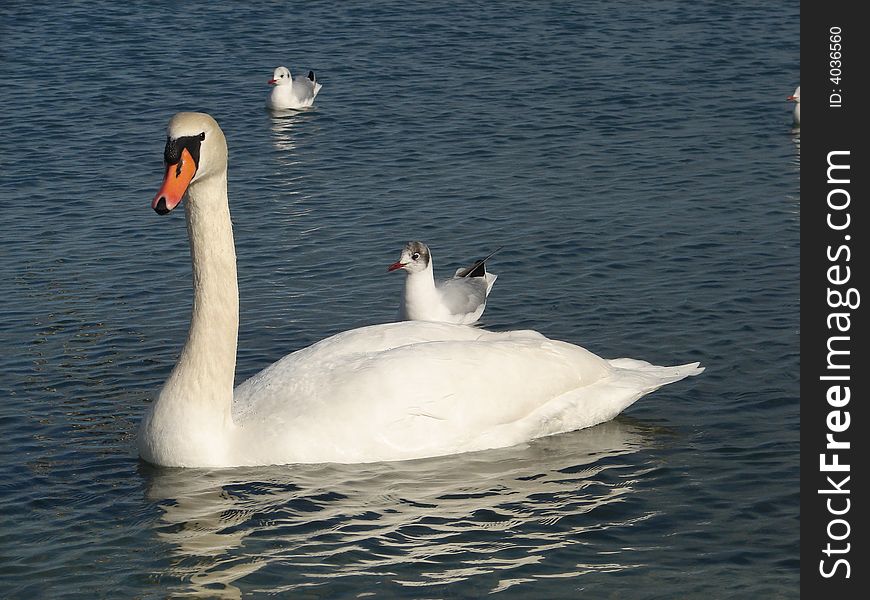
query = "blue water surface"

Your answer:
(0, 1), (800, 597)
